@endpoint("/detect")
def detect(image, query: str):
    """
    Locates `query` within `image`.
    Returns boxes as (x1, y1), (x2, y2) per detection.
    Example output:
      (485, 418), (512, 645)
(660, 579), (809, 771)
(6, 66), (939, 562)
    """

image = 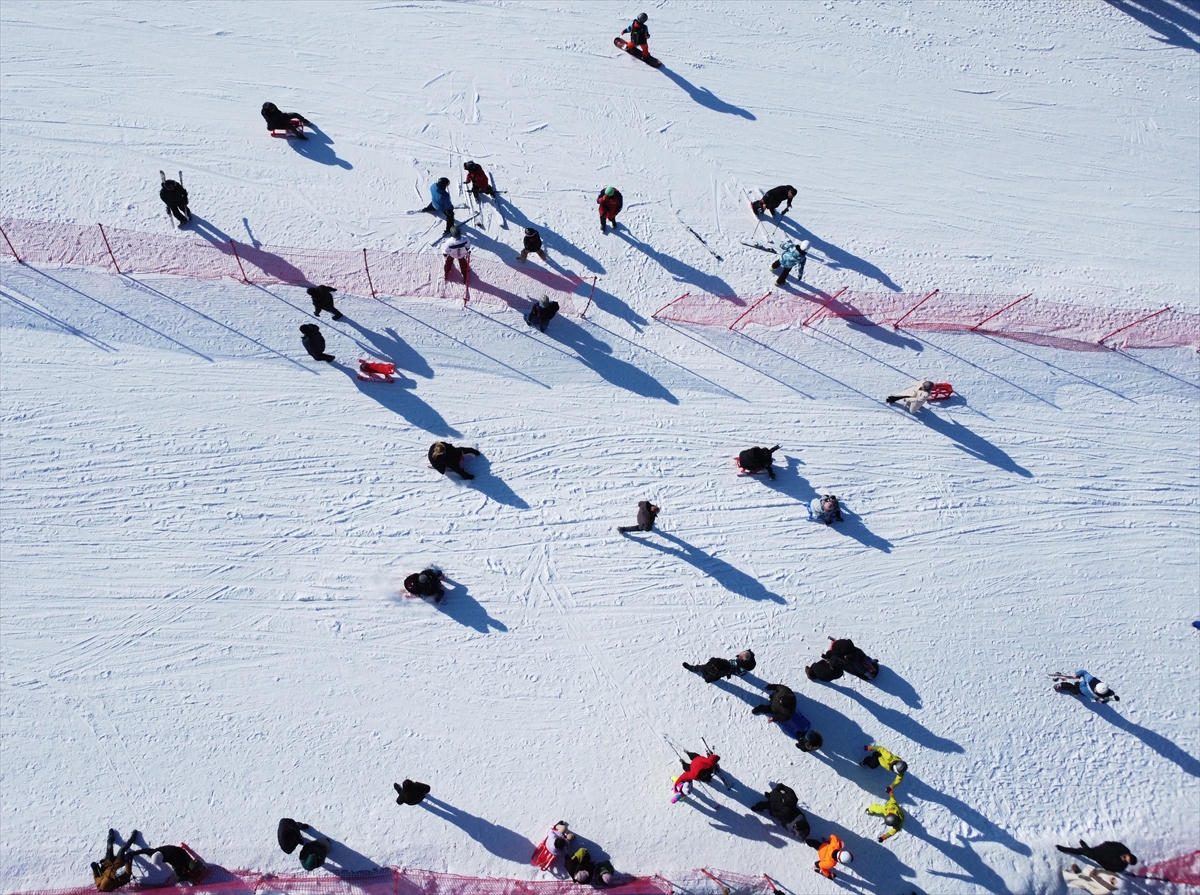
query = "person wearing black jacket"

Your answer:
(1056, 840), (1138, 873)
(683, 650), (756, 683)
(738, 445), (780, 478)
(752, 783), (809, 838)
(393, 779), (431, 805)
(751, 683), (796, 723)
(517, 227), (548, 263)
(261, 102), (310, 139)
(428, 441), (481, 480)
(526, 296), (559, 332)
(617, 500), (659, 534)
(307, 284), (342, 320)
(752, 185), (797, 217)
(299, 324), (334, 362)
(403, 570), (444, 601)
(159, 179), (191, 226)
(277, 819), (310, 854)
